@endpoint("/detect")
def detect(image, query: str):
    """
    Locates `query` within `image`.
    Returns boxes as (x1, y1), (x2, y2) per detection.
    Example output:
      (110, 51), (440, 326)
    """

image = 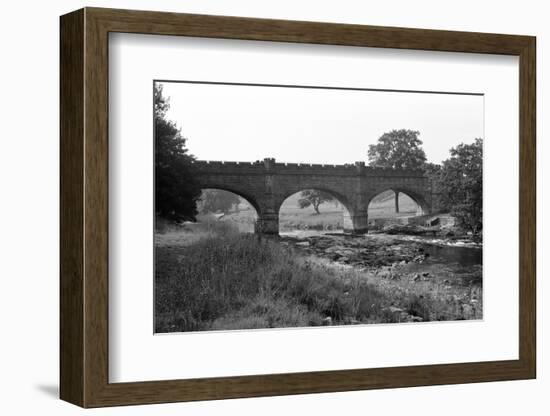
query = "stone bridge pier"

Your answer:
(255, 212), (280, 235)
(343, 209), (369, 234)
(192, 158), (435, 235)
